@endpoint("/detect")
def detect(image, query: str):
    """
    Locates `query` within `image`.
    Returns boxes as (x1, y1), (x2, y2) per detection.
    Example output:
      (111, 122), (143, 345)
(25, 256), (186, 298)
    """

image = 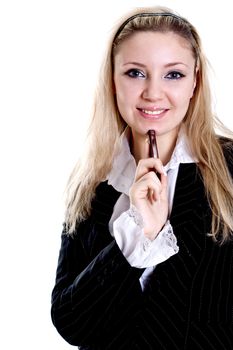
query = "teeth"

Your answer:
(142, 109), (165, 115)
